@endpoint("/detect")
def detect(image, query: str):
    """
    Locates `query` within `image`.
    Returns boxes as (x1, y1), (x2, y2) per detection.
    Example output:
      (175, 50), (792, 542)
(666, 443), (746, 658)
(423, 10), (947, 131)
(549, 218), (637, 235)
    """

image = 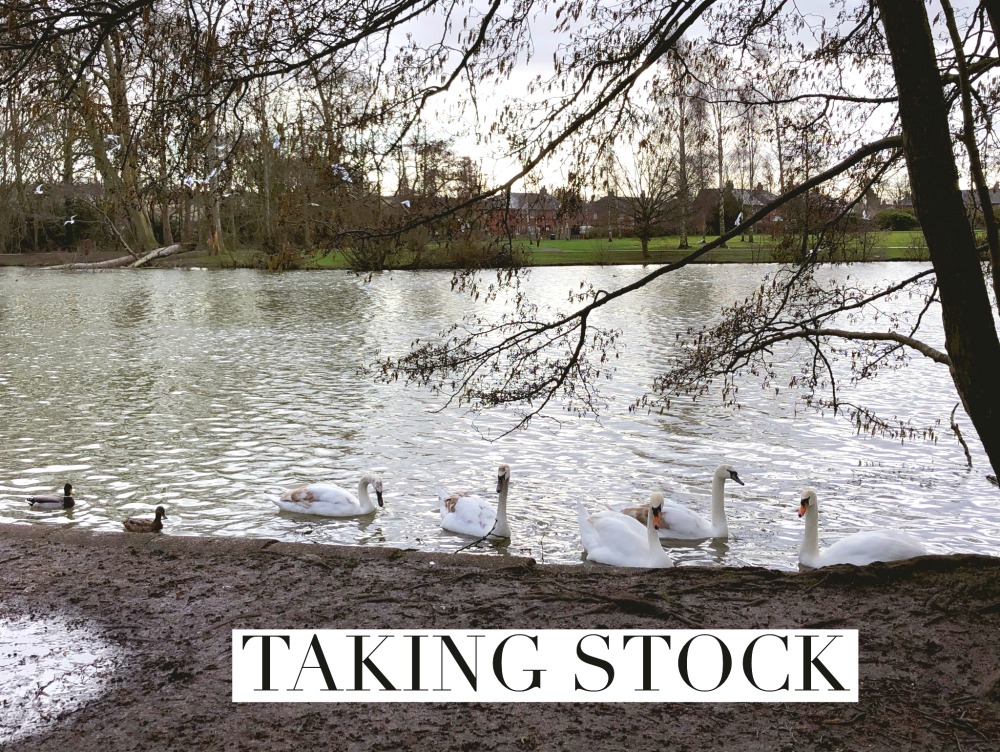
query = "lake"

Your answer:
(1, 263), (996, 569)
